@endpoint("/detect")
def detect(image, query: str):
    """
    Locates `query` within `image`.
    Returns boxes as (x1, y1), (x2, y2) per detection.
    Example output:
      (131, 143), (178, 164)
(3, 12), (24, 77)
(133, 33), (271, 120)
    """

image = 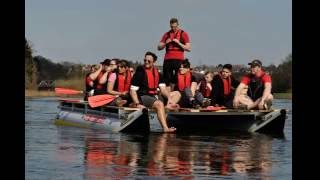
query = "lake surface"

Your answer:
(25, 98), (292, 179)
